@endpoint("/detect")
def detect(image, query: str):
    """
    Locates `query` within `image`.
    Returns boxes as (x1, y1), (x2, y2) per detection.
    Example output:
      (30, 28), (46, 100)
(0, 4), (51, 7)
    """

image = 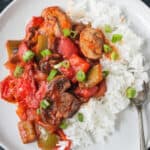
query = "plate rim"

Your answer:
(0, 0), (150, 20)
